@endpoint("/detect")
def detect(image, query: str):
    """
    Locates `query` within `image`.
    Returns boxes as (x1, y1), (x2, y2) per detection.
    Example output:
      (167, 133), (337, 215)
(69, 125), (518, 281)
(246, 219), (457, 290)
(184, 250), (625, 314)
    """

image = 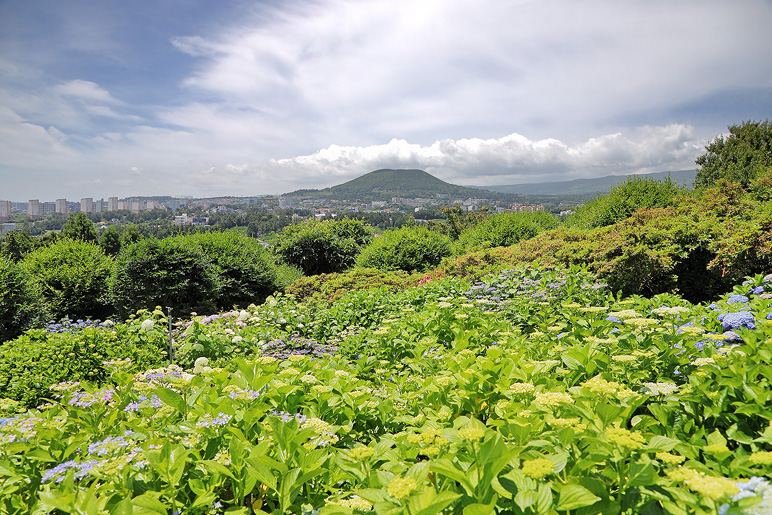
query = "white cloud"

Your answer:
(52, 79), (118, 103)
